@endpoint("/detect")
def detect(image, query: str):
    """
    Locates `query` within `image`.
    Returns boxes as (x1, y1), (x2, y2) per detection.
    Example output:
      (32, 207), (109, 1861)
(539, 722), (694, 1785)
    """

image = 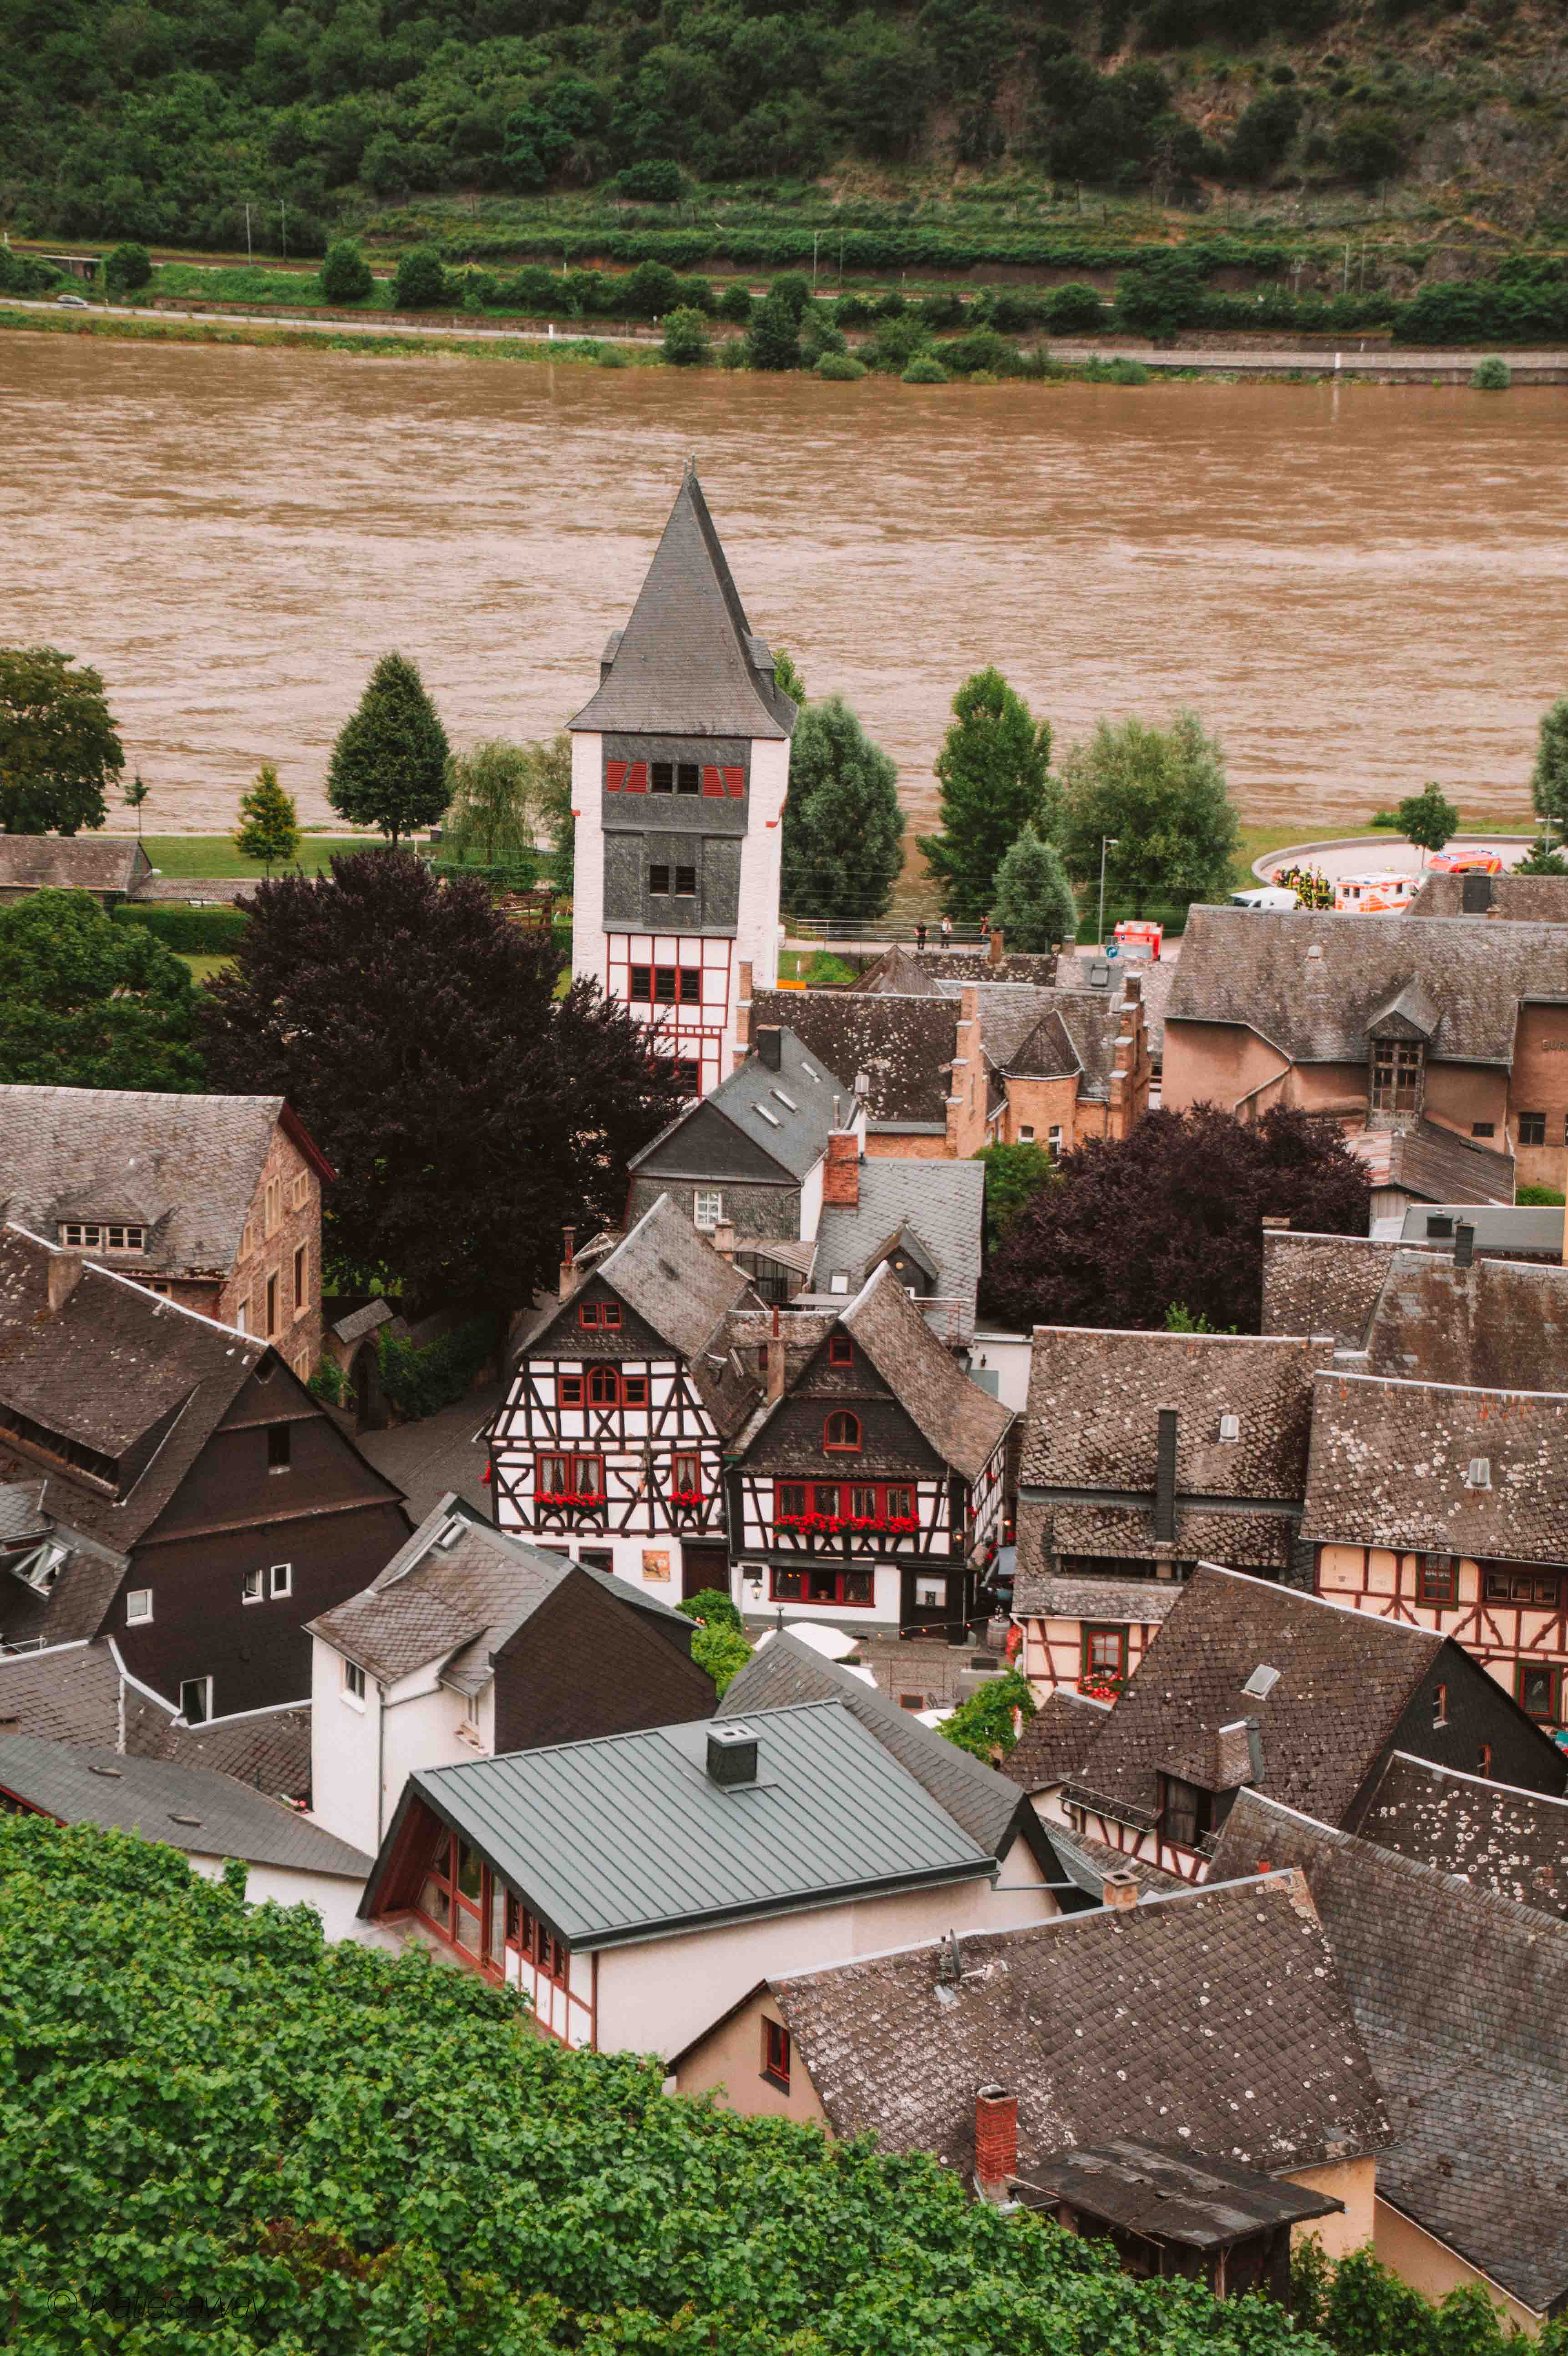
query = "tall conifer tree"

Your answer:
(920, 668), (1055, 921)
(326, 653), (451, 845)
